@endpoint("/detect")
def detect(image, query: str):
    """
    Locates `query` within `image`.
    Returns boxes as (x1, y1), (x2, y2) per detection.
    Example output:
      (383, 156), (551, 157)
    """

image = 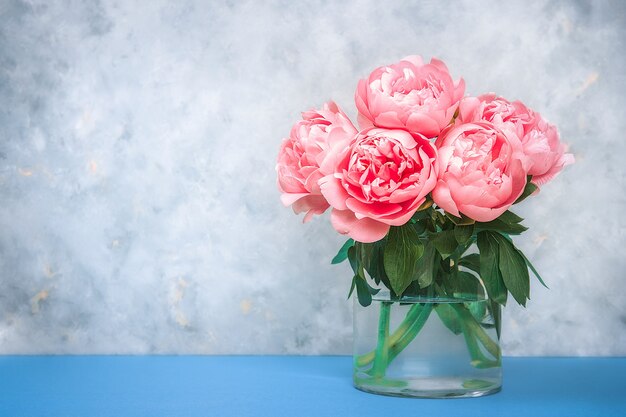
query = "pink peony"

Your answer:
(319, 128), (438, 243)
(458, 94), (535, 132)
(520, 116), (574, 186)
(276, 101), (357, 222)
(432, 122), (527, 222)
(355, 56), (465, 138)
(458, 94), (574, 186)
